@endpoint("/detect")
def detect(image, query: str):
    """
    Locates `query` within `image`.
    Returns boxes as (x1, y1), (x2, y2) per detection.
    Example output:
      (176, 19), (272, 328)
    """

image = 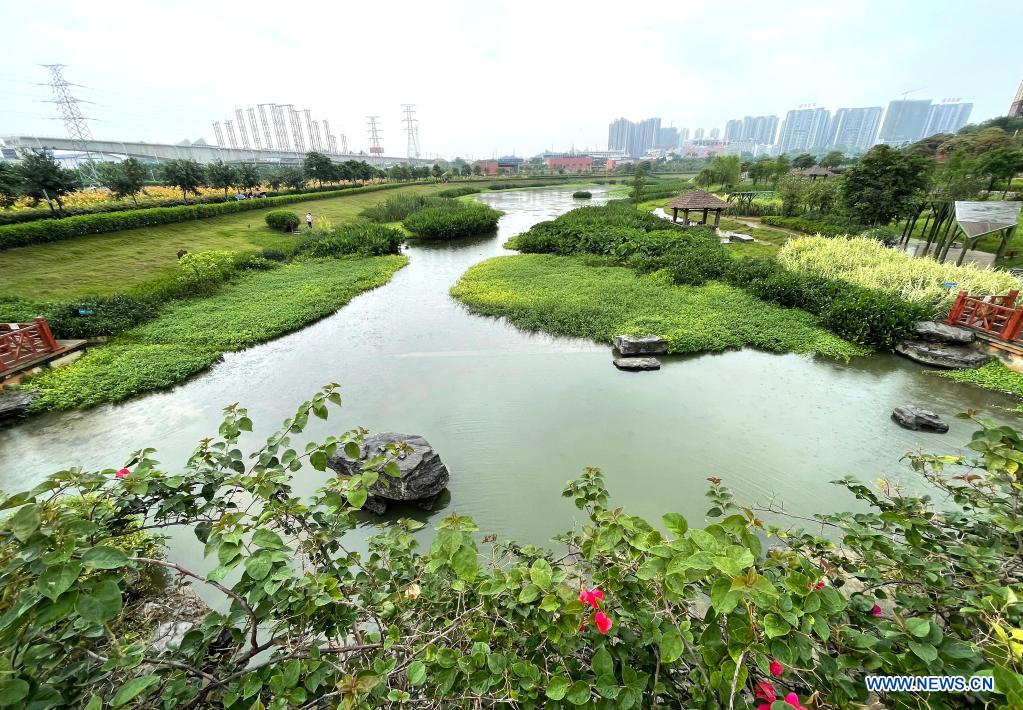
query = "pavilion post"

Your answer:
(702, 208), (708, 225)
(683, 209), (690, 225)
(713, 209), (721, 227)
(996, 226), (1016, 261)
(672, 208), (678, 223)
